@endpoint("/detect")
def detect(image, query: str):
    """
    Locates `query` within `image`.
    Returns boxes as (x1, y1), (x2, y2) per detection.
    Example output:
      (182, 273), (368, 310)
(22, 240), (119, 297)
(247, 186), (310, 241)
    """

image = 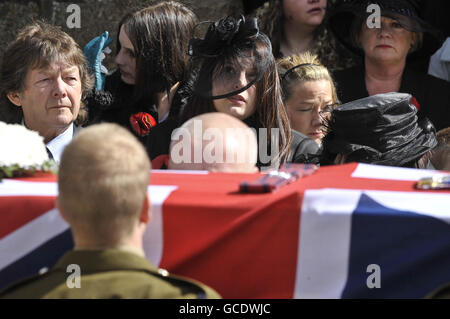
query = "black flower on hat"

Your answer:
(216, 16), (241, 44)
(188, 16), (259, 58)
